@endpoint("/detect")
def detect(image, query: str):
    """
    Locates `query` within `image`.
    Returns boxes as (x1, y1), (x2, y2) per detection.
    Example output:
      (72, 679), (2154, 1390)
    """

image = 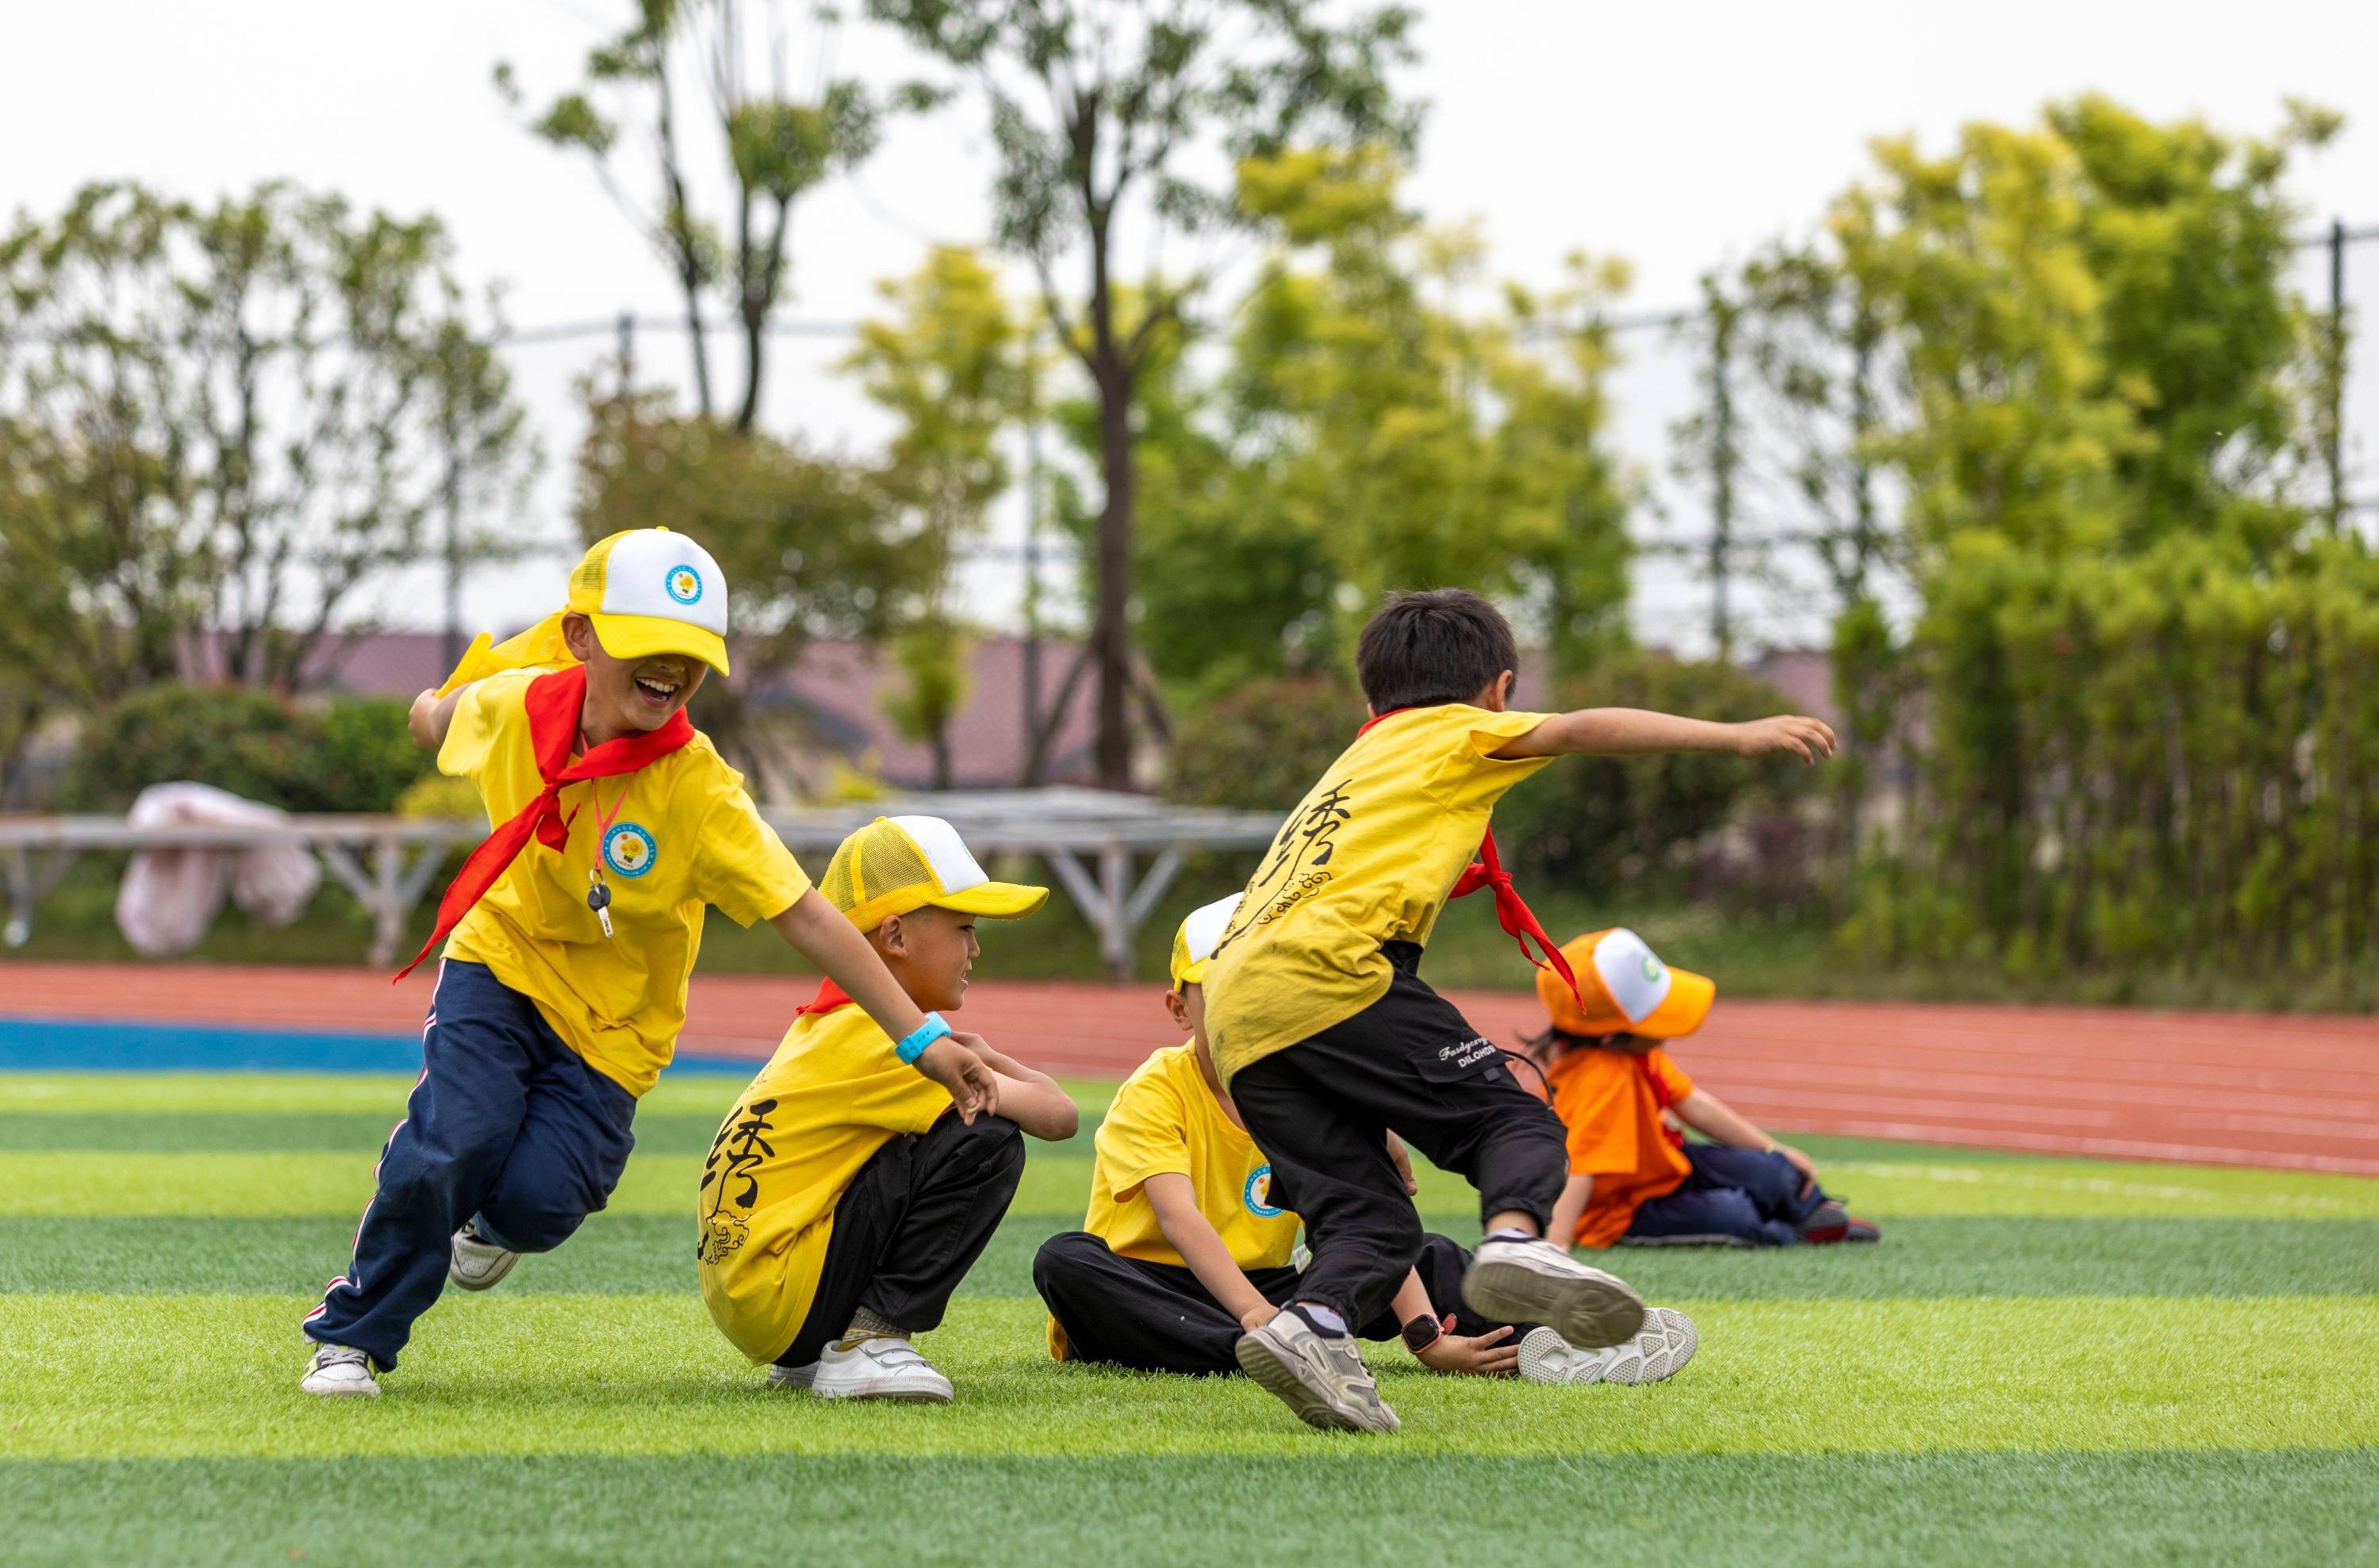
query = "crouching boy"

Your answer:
(1530, 928), (1879, 1250)
(1034, 895), (1698, 1390)
(698, 815), (1078, 1401)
